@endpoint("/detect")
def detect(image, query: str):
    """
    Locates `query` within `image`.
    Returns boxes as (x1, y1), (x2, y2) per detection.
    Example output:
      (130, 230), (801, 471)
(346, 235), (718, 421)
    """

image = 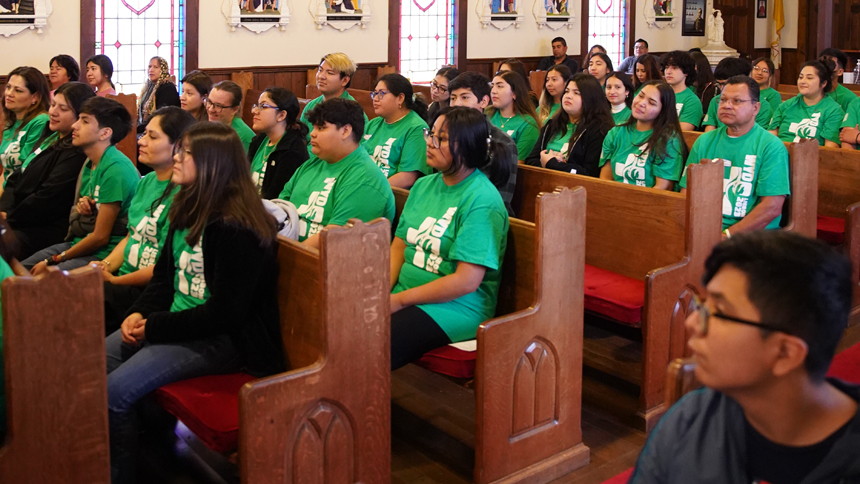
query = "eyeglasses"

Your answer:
(252, 103), (280, 112)
(753, 66), (771, 74)
(430, 81), (448, 93)
(204, 99), (234, 112)
(423, 128), (448, 149)
(718, 97), (754, 107)
(370, 90), (391, 101)
(174, 146), (192, 161)
(690, 294), (790, 336)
